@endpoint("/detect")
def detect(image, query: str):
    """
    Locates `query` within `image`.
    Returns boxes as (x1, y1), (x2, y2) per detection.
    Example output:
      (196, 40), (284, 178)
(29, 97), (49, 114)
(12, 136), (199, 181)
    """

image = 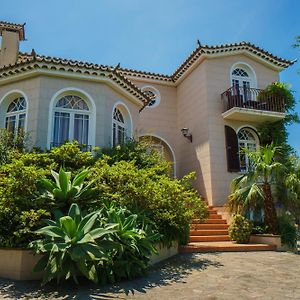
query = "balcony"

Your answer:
(221, 86), (285, 123)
